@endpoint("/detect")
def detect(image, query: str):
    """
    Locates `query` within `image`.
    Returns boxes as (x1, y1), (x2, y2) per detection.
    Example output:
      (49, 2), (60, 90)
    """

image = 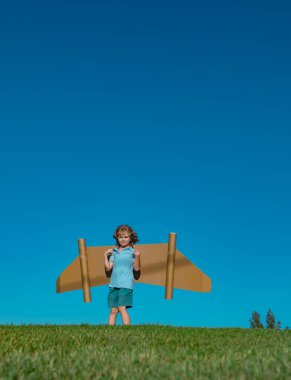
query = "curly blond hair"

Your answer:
(113, 224), (139, 247)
